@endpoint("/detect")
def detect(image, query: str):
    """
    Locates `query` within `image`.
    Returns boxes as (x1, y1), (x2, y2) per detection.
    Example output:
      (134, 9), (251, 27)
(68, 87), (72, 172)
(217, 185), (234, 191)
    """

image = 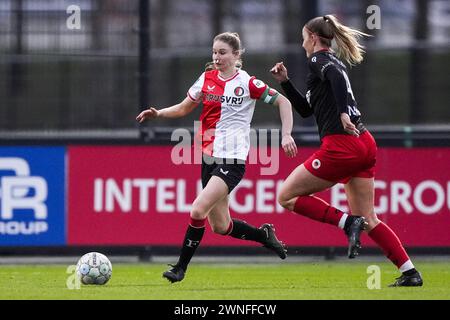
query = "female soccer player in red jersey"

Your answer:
(271, 15), (422, 287)
(137, 32), (297, 283)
